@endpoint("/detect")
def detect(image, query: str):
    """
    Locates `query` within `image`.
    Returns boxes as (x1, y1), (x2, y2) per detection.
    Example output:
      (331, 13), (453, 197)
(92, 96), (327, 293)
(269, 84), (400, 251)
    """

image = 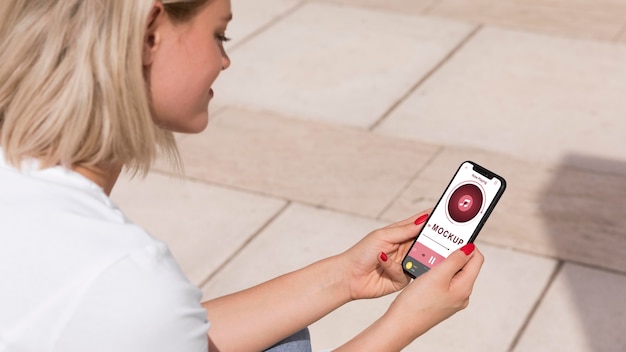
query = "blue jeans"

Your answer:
(264, 328), (312, 352)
